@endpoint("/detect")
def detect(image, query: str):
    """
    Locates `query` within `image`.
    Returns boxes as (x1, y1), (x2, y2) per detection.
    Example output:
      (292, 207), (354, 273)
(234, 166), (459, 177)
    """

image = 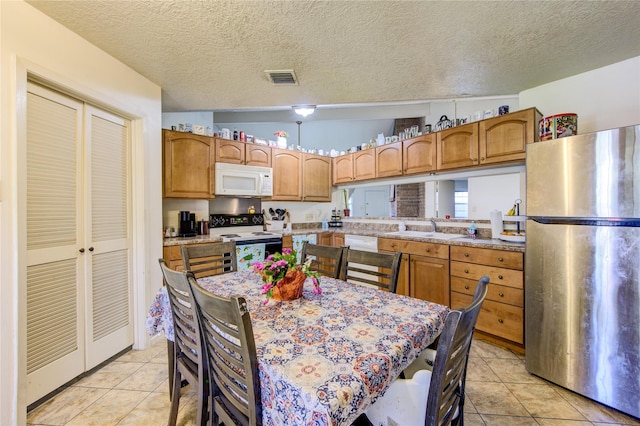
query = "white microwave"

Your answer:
(214, 162), (273, 197)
